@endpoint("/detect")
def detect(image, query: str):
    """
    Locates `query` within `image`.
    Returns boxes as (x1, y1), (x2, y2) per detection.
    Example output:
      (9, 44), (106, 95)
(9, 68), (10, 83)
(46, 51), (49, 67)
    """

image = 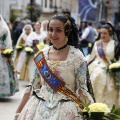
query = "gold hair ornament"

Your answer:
(64, 20), (71, 26)
(64, 20), (72, 37)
